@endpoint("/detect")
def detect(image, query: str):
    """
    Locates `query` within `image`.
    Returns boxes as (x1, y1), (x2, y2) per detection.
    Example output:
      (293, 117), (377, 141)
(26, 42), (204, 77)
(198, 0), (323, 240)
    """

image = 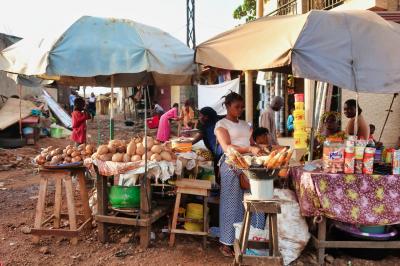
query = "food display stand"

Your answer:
(89, 159), (174, 248)
(291, 166), (400, 265)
